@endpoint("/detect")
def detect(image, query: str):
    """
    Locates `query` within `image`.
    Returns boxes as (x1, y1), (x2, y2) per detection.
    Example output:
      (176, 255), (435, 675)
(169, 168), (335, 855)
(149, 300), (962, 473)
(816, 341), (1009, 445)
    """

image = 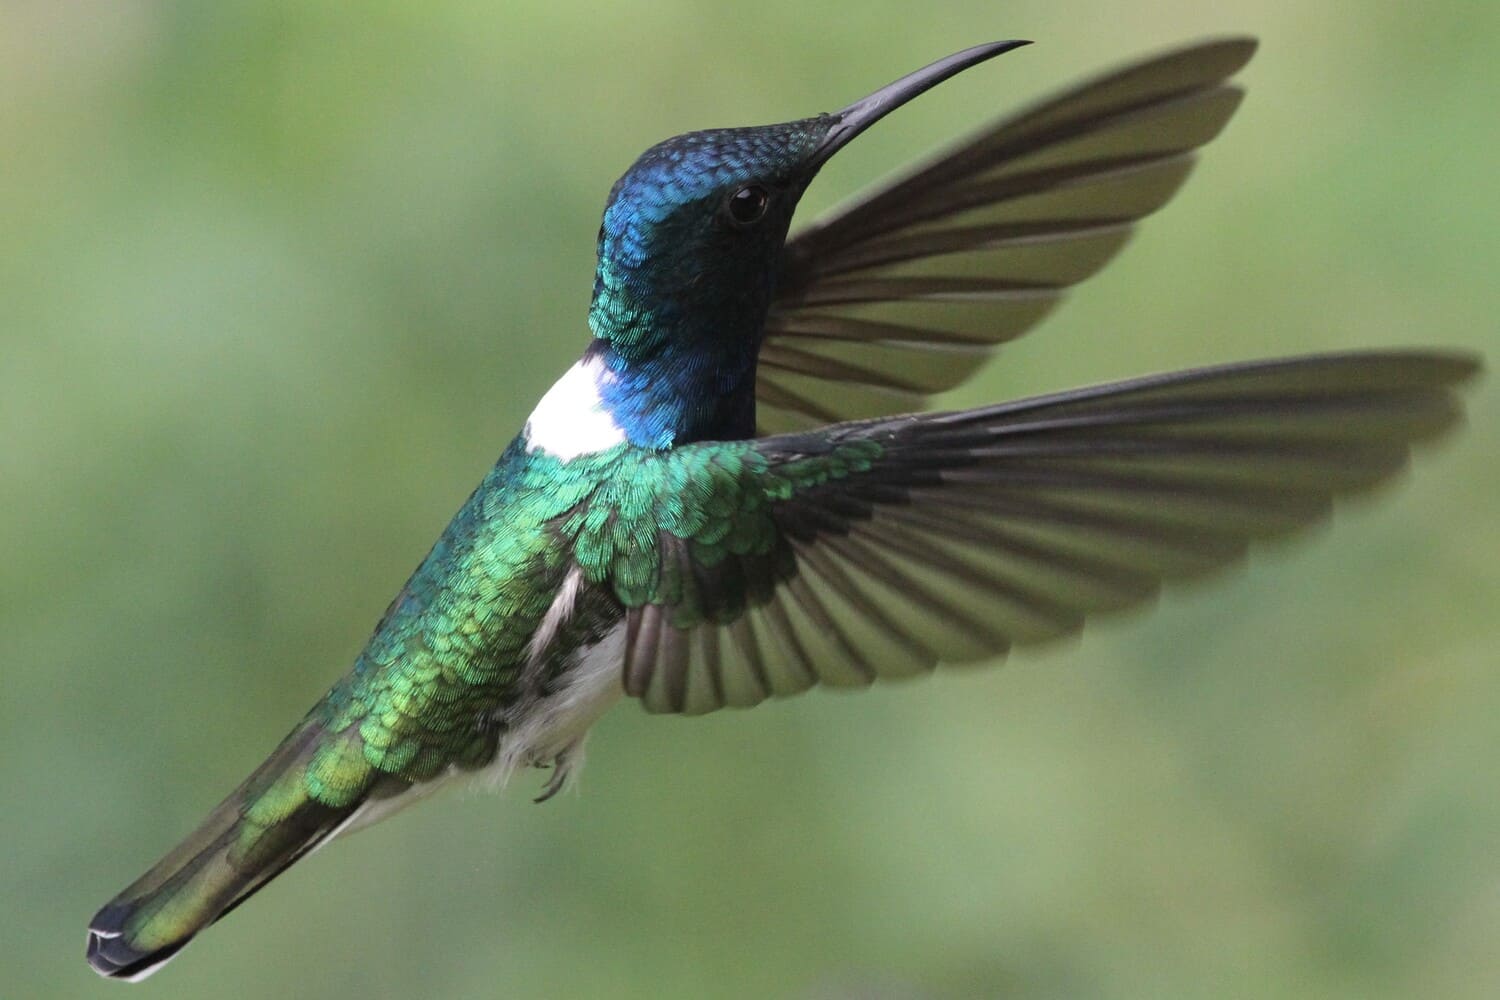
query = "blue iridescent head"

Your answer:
(592, 119), (828, 355)
(584, 41), (1030, 447)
